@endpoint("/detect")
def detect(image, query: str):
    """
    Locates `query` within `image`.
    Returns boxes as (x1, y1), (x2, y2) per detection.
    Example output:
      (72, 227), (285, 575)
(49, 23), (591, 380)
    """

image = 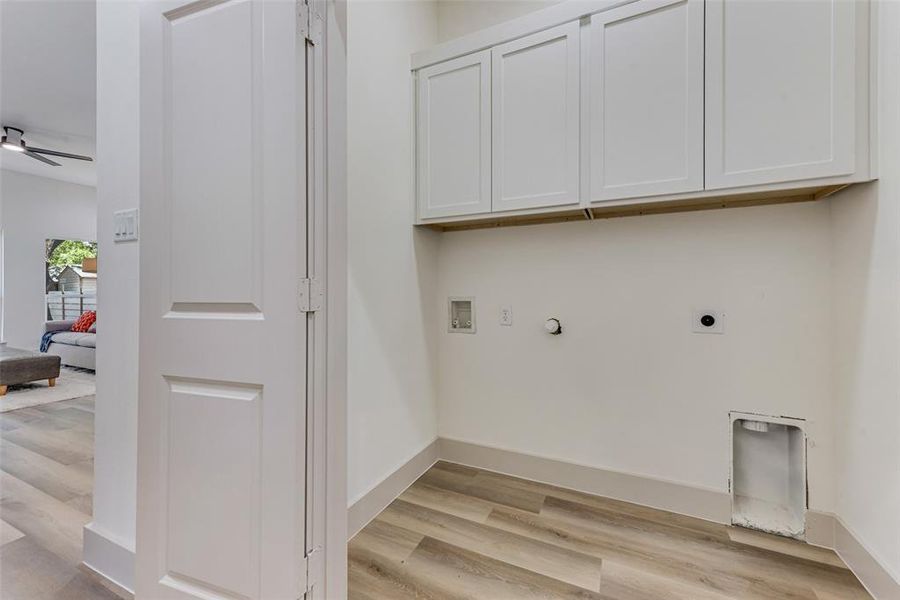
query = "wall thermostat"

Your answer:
(692, 309), (724, 334)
